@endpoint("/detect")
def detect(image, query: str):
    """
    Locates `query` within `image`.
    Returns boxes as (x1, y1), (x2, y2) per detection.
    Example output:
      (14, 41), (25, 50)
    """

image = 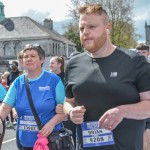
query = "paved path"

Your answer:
(1, 127), (17, 150)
